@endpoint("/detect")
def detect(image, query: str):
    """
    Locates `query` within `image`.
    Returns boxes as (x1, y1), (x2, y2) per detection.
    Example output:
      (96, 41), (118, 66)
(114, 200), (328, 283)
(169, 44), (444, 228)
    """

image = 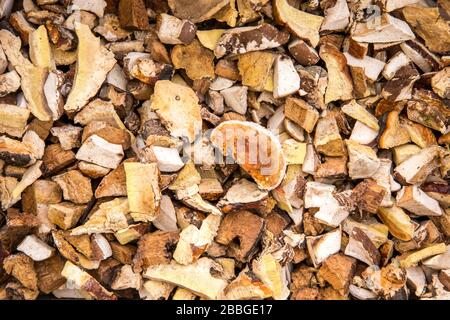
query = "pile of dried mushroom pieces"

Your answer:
(0, 0), (449, 301)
